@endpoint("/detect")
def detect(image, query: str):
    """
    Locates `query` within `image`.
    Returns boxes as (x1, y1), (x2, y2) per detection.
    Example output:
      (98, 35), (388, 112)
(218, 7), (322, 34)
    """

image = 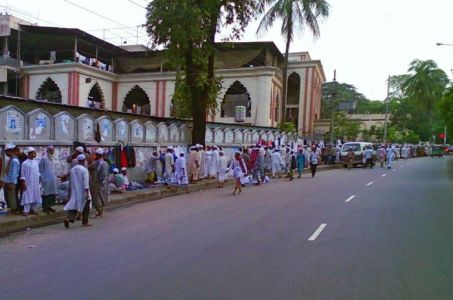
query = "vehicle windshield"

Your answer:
(342, 143), (361, 152)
